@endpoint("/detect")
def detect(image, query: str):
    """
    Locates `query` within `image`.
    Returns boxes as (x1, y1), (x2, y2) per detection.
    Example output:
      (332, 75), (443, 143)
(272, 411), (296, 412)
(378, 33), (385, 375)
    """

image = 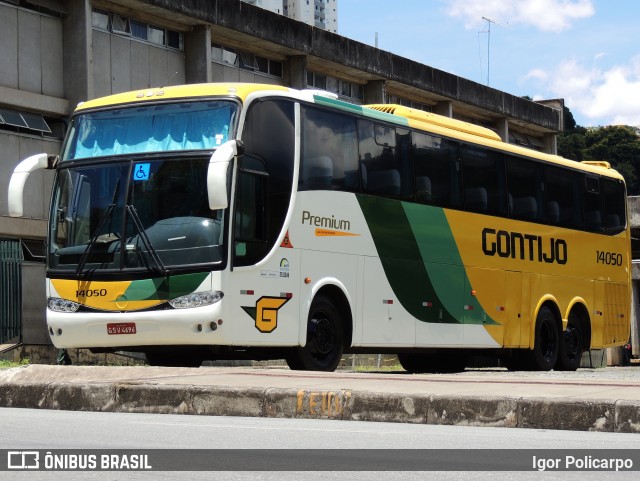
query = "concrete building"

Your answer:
(241, 0), (285, 16)
(4, 0), (609, 361)
(242, 0), (338, 32)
